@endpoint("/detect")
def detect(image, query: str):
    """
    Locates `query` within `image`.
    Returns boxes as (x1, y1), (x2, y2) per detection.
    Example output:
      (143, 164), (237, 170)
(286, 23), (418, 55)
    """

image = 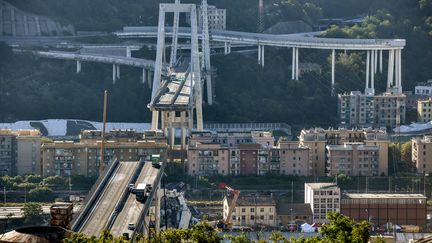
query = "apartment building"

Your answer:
(300, 128), (389, 176)
(304, 183), (340, 223)
(278, 141), (310, 176)
(223, 194), (277, 227)
(340, 193), (427, 228)
(0, 129), (17, 175)
(0, 129), (42, 176)
(41, 130), (167, 177)
(187, 5), (226, 30)
(187, 131), (313, 176)
(338, 91), (406, 128)
(415, 80), (432, 96)
(187, 143), (229, 176)
(16, 130), (42, 175)
(326, 143), (380, 176)
(412, 136), (432, 174)
(417, 98), (432, 123)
